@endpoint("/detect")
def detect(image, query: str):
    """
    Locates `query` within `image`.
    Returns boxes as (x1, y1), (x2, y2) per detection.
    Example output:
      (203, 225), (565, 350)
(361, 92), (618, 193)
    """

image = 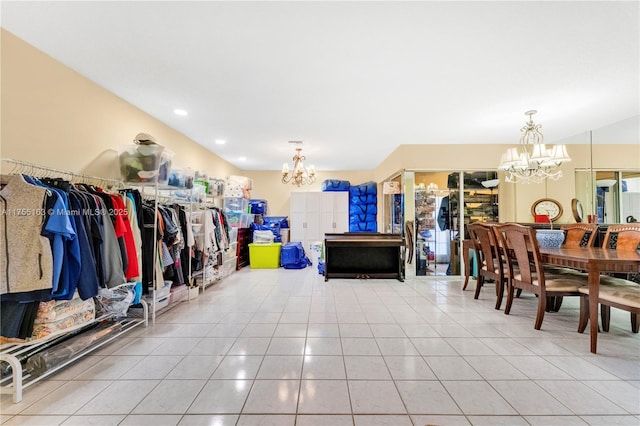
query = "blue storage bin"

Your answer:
(349, 214), (377, 224)
(349, 221), (377, 232)
(349, 181), (377, 197)
(264, 216), (289, 229)
(281, 242), (311, 269)
(351, 194), (377, 205)
(349, 203), (378, 216)
(249, 199), (268, 215)
(321, 179), (350, 192)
